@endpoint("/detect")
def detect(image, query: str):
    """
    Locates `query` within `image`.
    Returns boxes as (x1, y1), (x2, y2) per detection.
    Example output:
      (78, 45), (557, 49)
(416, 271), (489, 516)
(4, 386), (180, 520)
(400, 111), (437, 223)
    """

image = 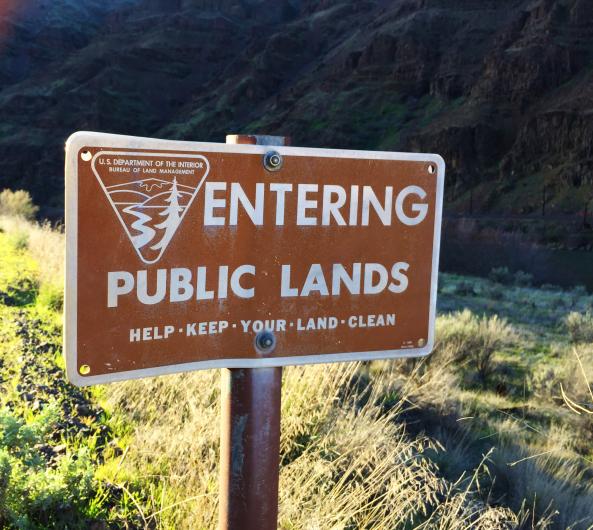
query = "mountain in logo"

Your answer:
(93, 154), (210, 264)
